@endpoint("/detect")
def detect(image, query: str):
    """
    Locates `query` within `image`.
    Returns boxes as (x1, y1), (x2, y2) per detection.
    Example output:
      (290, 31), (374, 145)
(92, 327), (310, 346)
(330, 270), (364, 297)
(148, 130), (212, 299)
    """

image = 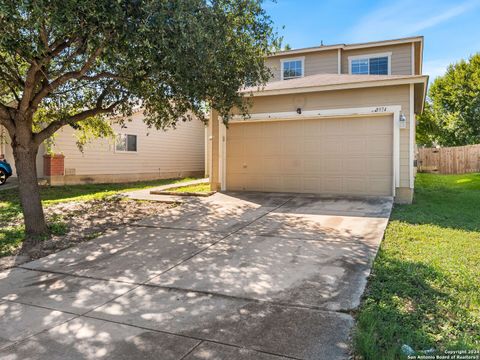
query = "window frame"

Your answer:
(115, 133), (138, 153)
(280, 57), (305, 80)
(348, 52), (392, 75)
